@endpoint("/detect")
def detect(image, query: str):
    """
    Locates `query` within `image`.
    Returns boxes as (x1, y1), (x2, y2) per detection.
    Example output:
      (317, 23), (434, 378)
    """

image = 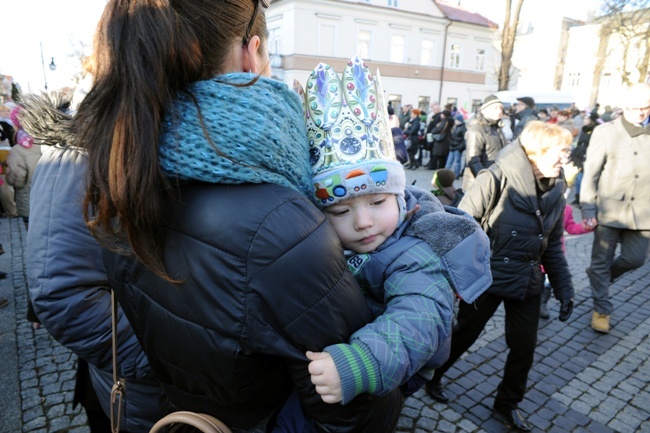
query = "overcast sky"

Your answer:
(2, 0), (106, 93)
